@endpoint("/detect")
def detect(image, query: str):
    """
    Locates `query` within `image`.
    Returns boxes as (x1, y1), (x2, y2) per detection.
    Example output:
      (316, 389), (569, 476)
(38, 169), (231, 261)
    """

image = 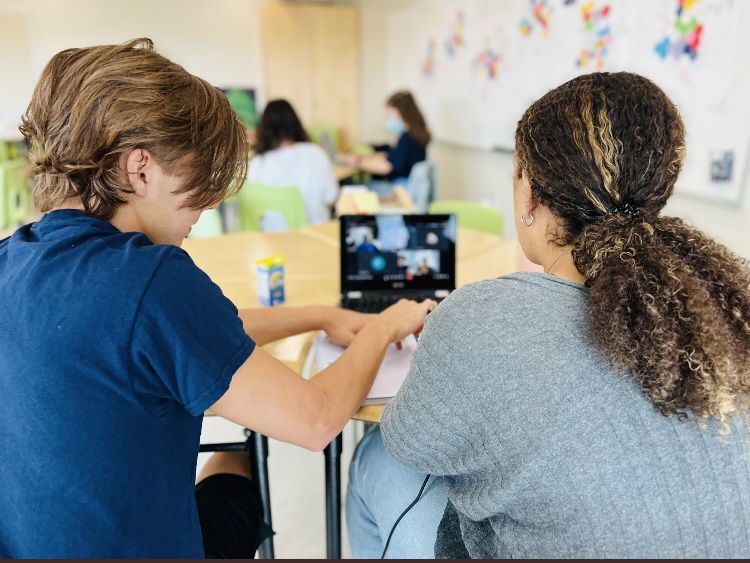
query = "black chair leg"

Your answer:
(324, 432), (343, 559)
(246, 430), (275, 559)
